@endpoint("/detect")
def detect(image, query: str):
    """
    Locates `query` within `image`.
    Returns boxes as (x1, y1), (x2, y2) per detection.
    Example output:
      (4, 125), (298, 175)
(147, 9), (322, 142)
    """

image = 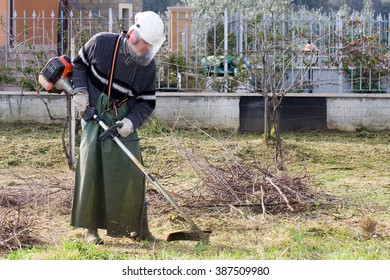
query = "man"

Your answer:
(70, 11), (165, 244)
